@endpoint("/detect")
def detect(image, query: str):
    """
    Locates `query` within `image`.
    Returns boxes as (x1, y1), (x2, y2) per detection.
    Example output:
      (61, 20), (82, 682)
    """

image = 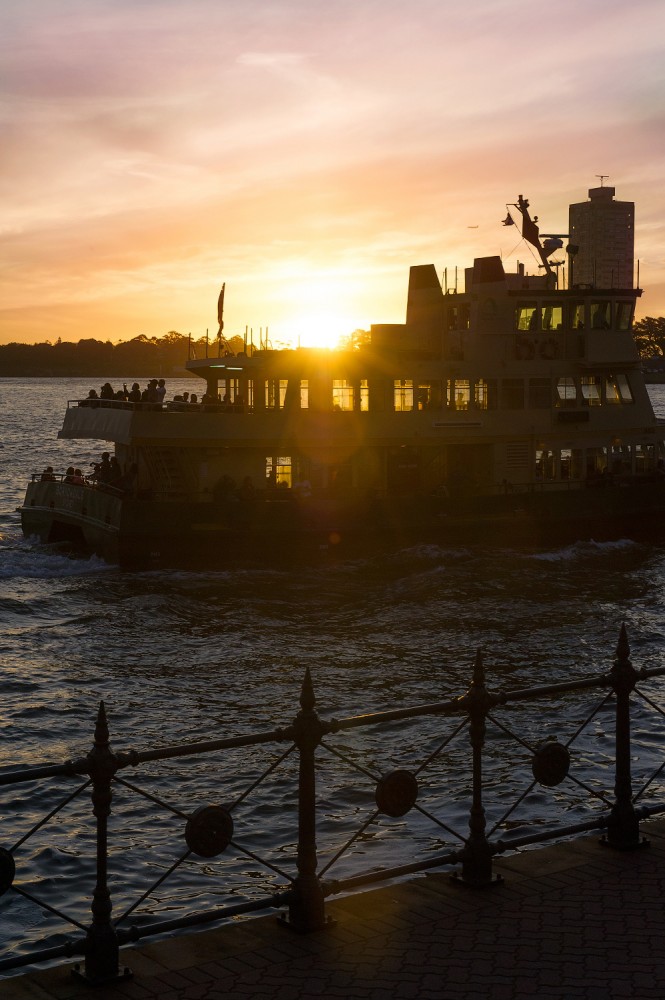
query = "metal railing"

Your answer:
(1, 624), (664, 986)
